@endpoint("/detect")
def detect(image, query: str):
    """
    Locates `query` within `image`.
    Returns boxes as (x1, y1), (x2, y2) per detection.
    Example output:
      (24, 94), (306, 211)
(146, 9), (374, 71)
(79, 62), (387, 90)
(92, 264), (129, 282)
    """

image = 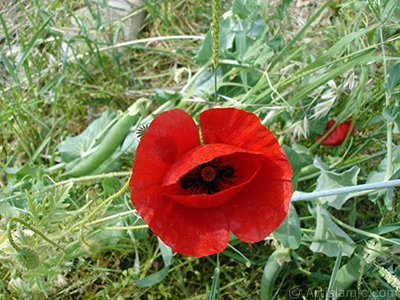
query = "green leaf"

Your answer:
(102, 178), (122, 197)
(233, 0), (254, 19)
(92, 130), (138, 175)
(314, 158), (360, 209)
(244, 39), (274, 66)
(261, 248), (291, 300)
(155, 89), (182, 105)
(268, 0), (335, 70)
(15, 14), (54, 72)
(382, 105), (400, 134)
(309, 115), (330, 136)
(273, 204), (302, 249)
(187, 68), (223, 97)
(283, 146), (308, 191)
(206, 267), (220, 300)
(367, 146), (400, 210)
(134, 238), (172, 288)
(0, 202), (19, 218)
(26, 190), (40, 227)
(287, 48), (375, 106)
(59, 110), (116, 163)
(331, 256), (361, 292)
(195, 18), (235, 64)
(310, 205), (355, 257)
(298, 26), (376, 75)
(384, 62), (400, 94)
